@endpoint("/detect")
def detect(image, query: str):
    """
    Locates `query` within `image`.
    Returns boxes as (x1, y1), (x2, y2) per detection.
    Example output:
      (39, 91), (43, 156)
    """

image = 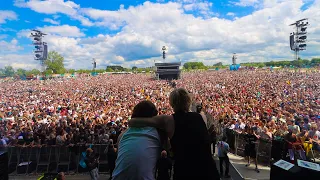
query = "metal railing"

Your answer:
(3, 144), (110, 175)
(225, 129), (273, 166)
(224, 128), (320, 165)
